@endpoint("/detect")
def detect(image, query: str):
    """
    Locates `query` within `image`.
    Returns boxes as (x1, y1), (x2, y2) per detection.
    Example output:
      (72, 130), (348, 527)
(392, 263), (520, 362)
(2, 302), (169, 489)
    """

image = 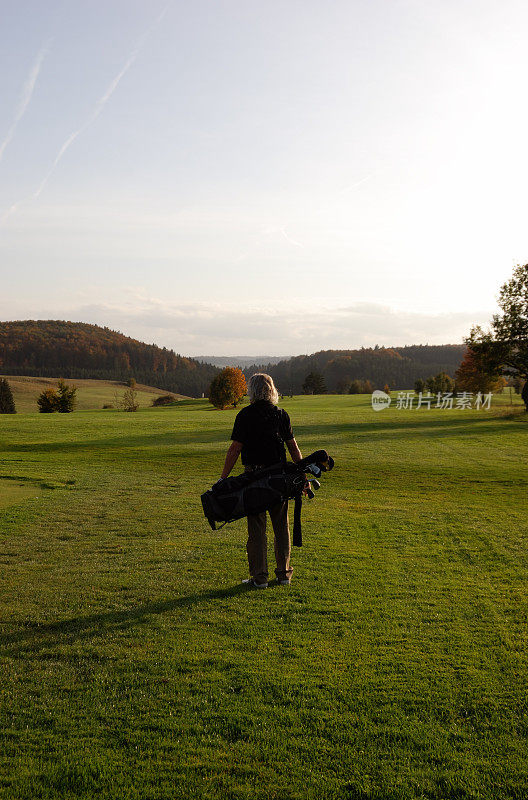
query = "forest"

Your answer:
(244, 344), (467, 394)
(0, 320), (218, 397)
(0, 321), (467, 396)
